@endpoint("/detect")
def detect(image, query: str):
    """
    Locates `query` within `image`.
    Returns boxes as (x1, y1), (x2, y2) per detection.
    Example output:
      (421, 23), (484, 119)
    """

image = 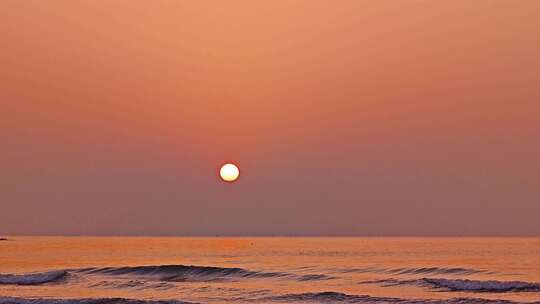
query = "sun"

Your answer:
(219, 163), (240, 182)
